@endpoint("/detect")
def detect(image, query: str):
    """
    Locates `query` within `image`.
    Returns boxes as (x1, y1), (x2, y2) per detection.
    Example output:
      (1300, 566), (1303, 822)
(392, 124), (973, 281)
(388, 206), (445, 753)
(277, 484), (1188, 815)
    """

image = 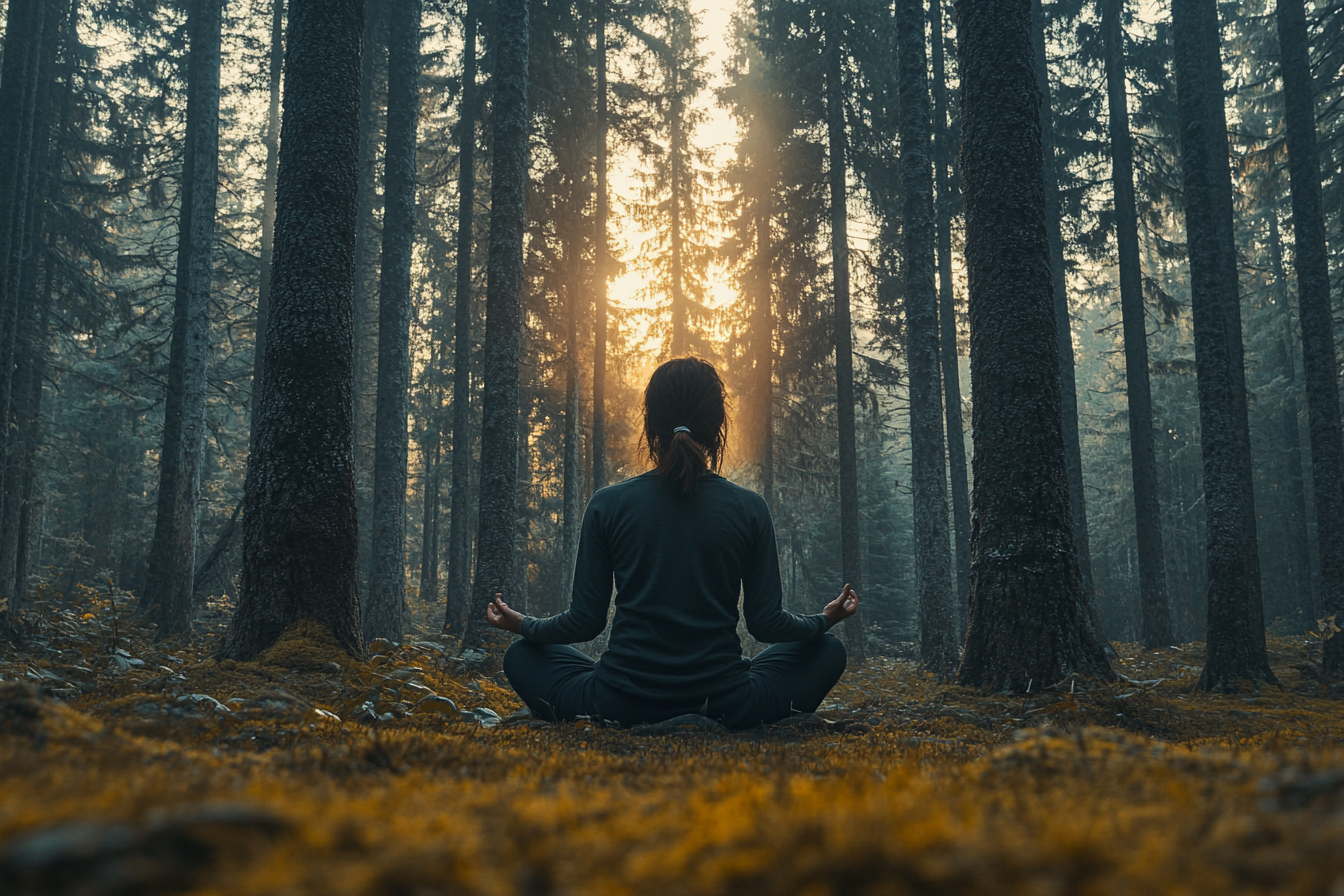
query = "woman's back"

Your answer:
(522, 471), (826, 702)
